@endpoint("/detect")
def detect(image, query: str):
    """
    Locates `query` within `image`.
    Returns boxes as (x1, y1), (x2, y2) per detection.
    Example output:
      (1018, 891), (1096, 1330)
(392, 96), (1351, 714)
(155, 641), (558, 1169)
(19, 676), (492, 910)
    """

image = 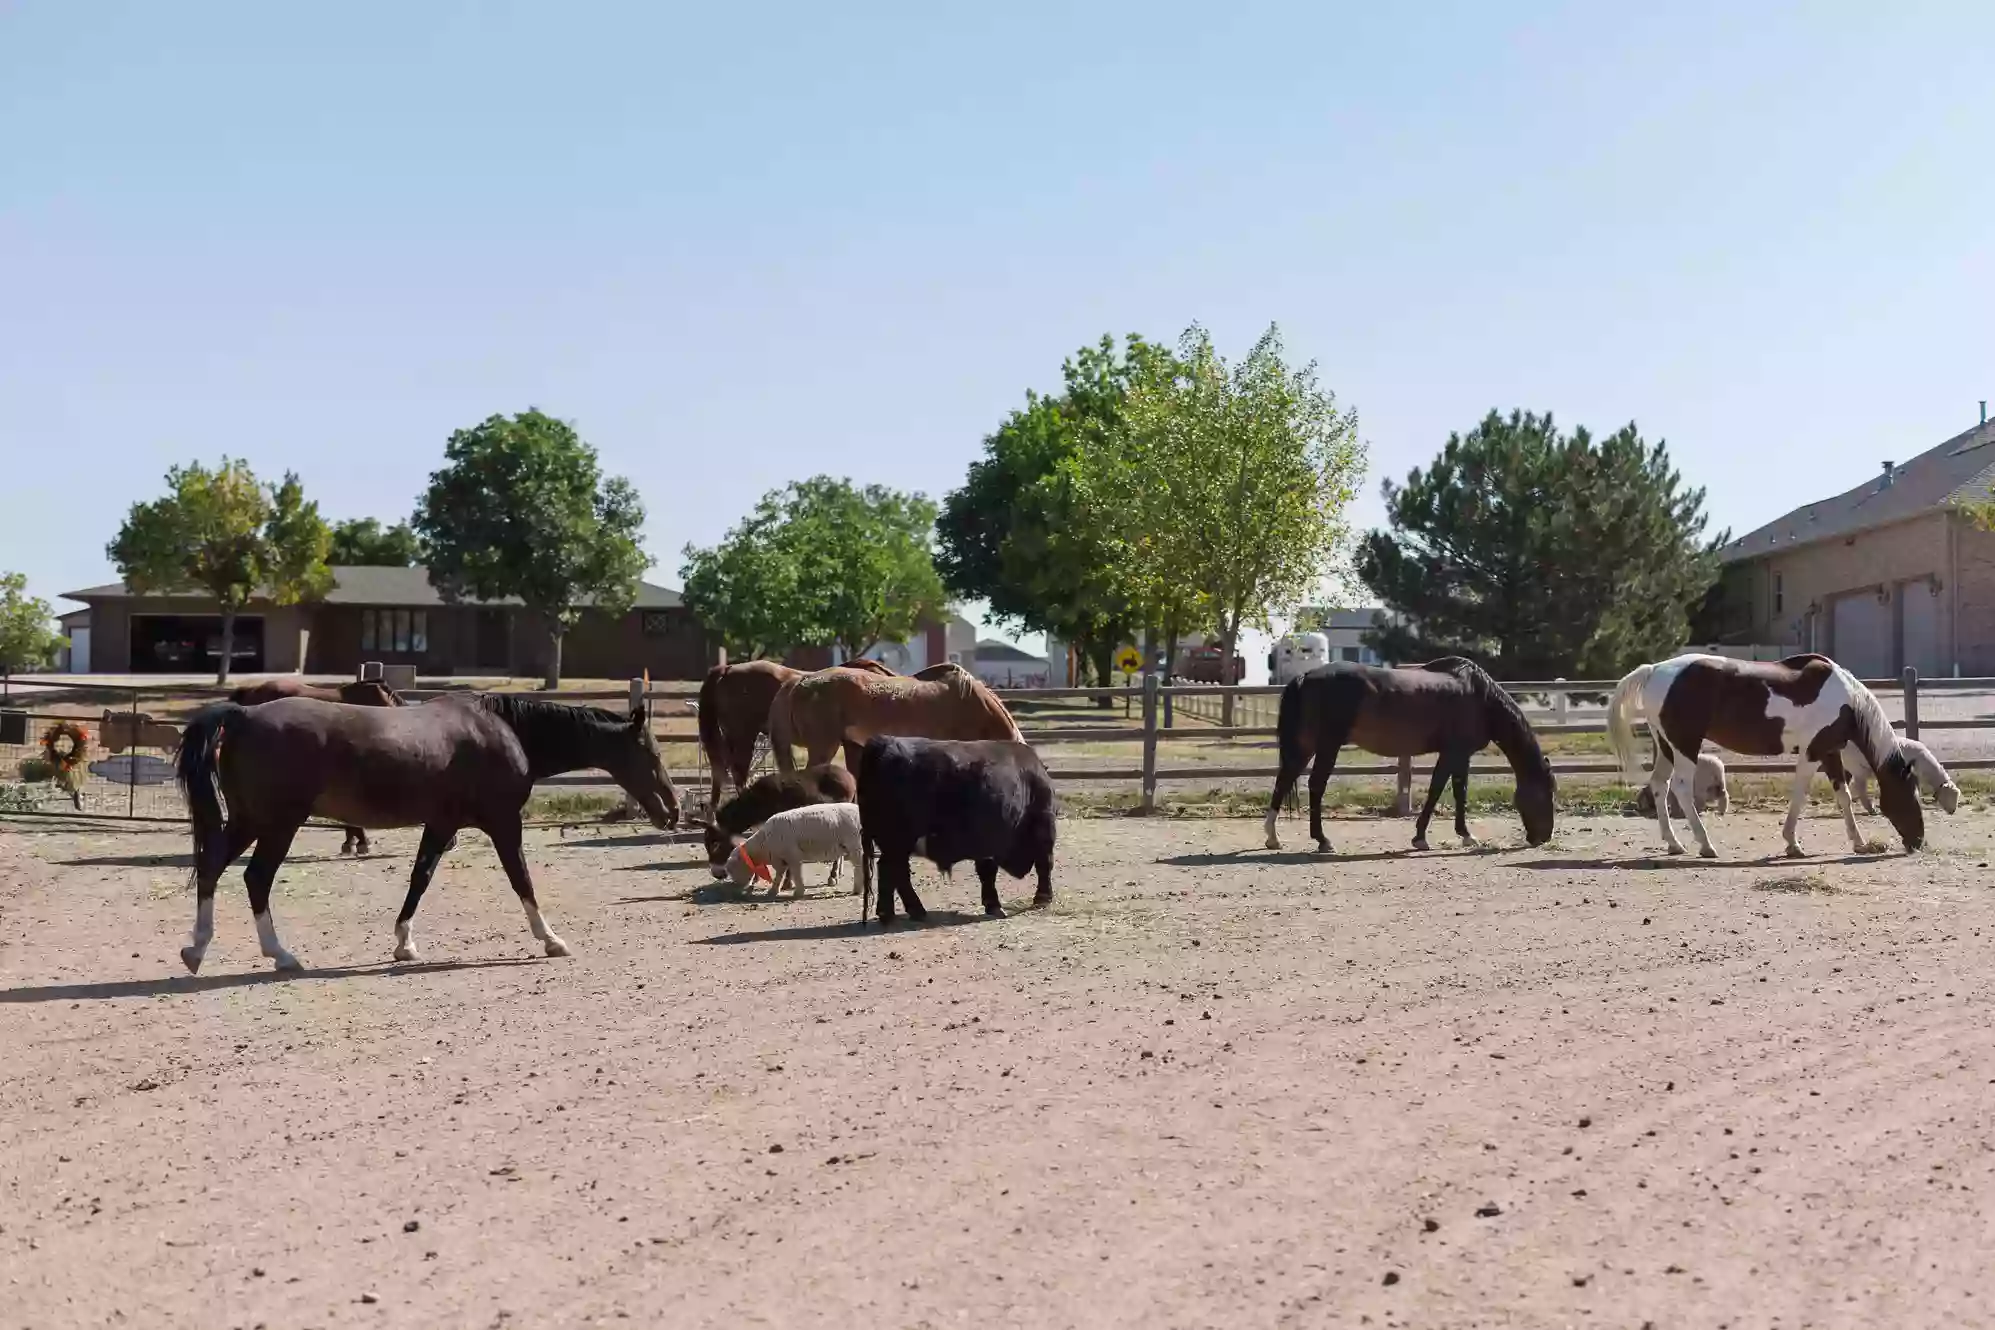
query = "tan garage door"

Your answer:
(1831, 590), (1891, 680)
